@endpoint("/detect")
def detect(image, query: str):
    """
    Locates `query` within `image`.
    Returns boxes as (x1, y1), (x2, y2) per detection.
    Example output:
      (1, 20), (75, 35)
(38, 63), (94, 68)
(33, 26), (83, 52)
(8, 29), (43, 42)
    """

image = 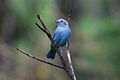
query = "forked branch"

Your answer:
(17, 14), (76, 80)
(35, 14), (76, 80)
